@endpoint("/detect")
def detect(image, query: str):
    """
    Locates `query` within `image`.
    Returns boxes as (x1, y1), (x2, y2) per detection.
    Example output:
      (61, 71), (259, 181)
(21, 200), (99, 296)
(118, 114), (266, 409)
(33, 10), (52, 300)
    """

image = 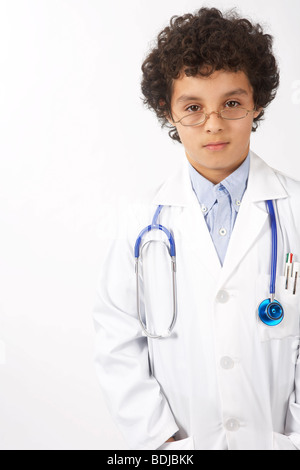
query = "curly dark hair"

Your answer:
(141, 7), (280, 143)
